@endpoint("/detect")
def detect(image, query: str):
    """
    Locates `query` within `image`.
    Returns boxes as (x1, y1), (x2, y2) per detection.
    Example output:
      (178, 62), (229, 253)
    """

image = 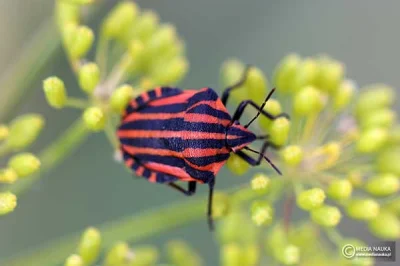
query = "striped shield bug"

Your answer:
(117, 66), (289, 230)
